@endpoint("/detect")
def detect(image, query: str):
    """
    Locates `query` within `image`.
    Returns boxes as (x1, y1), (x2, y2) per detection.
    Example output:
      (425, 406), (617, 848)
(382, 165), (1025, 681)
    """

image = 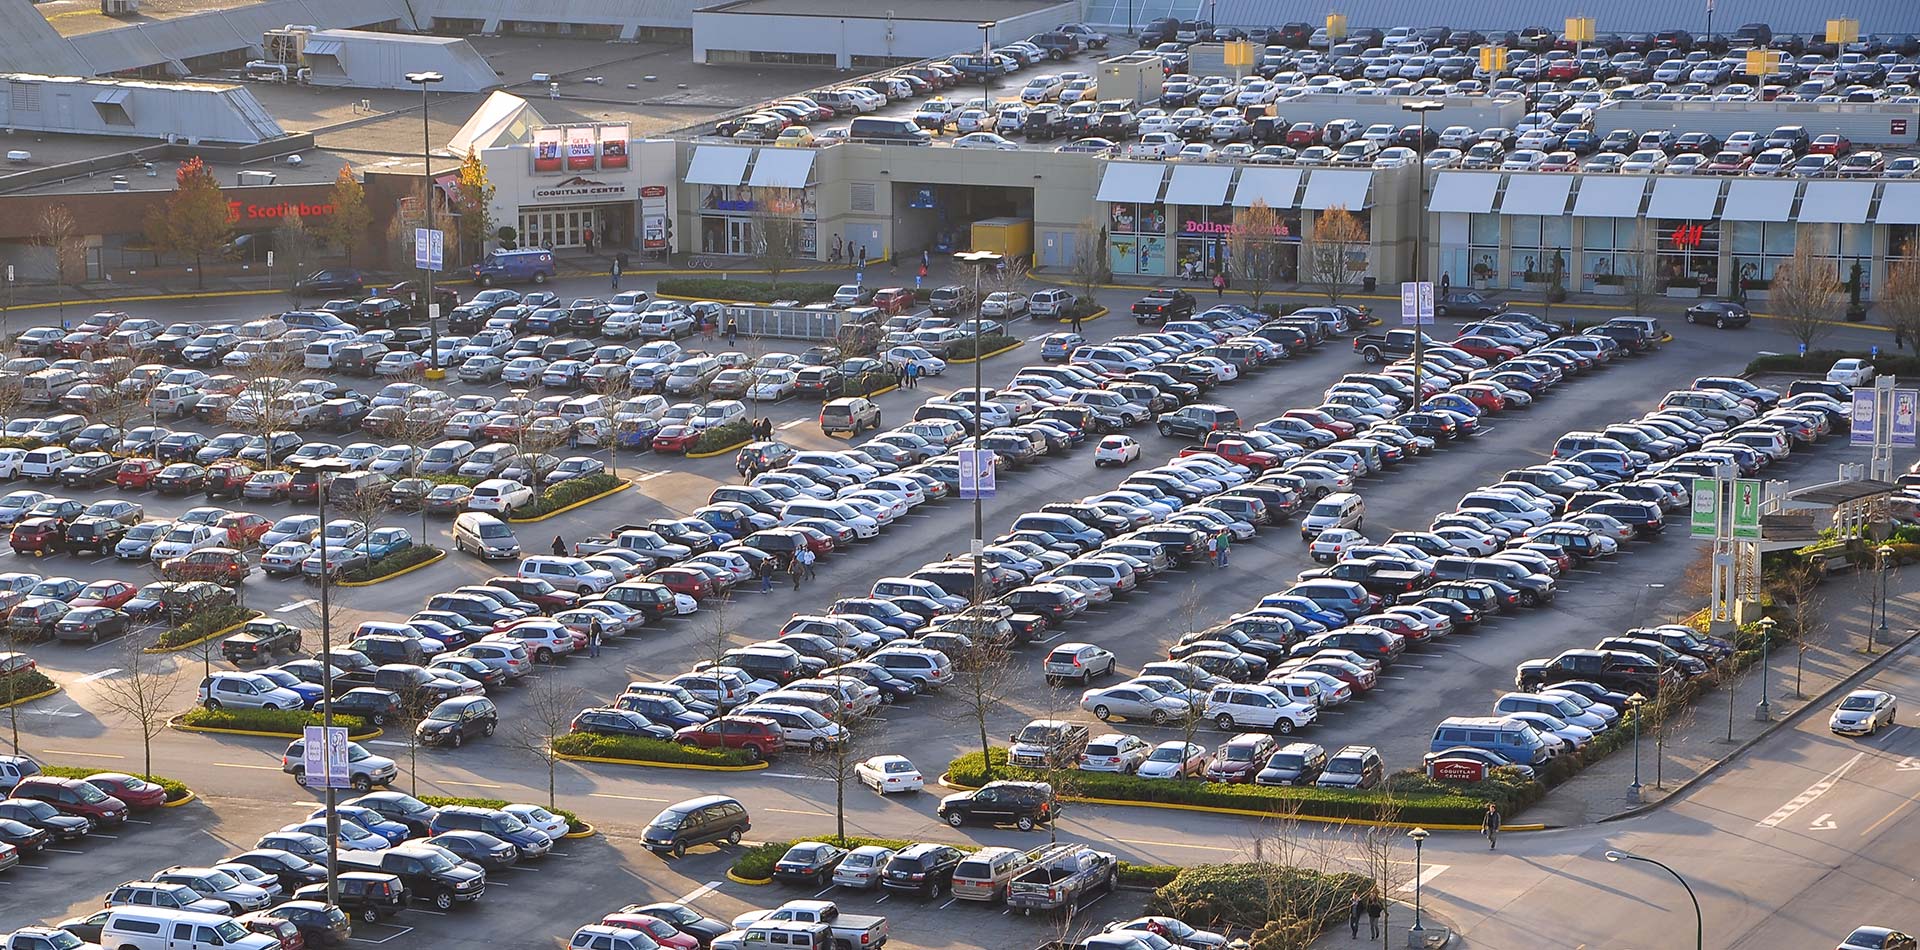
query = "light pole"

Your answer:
(293, 460), (341, 906)
(1406, 827), (1430, 931)
(406, 71), (445, 379)
(1605, 849), (1702, 950)
(1401, 100), (1443, 407)
(1755, 616), (1777, 720)
(1626, 692), (1647, 790)
(954, 249), (1001, 616)
(1876, 543), (1893, 653)
(978, 21), (996, 140)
